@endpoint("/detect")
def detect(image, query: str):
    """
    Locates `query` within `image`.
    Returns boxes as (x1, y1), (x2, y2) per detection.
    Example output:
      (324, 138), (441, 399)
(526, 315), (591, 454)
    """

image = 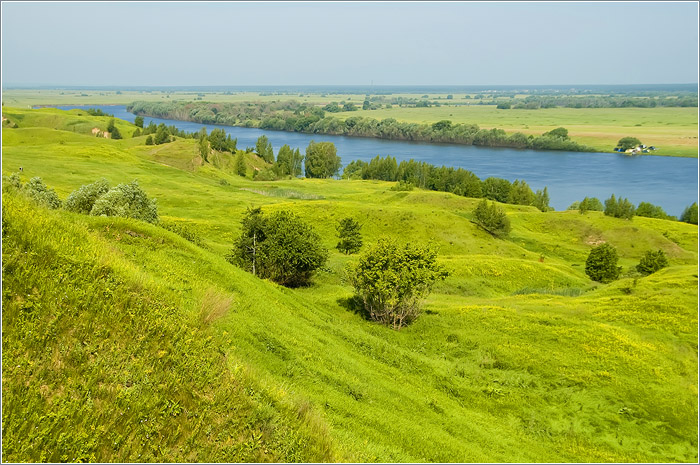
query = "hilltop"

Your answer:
(1, 108), (698, 462)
